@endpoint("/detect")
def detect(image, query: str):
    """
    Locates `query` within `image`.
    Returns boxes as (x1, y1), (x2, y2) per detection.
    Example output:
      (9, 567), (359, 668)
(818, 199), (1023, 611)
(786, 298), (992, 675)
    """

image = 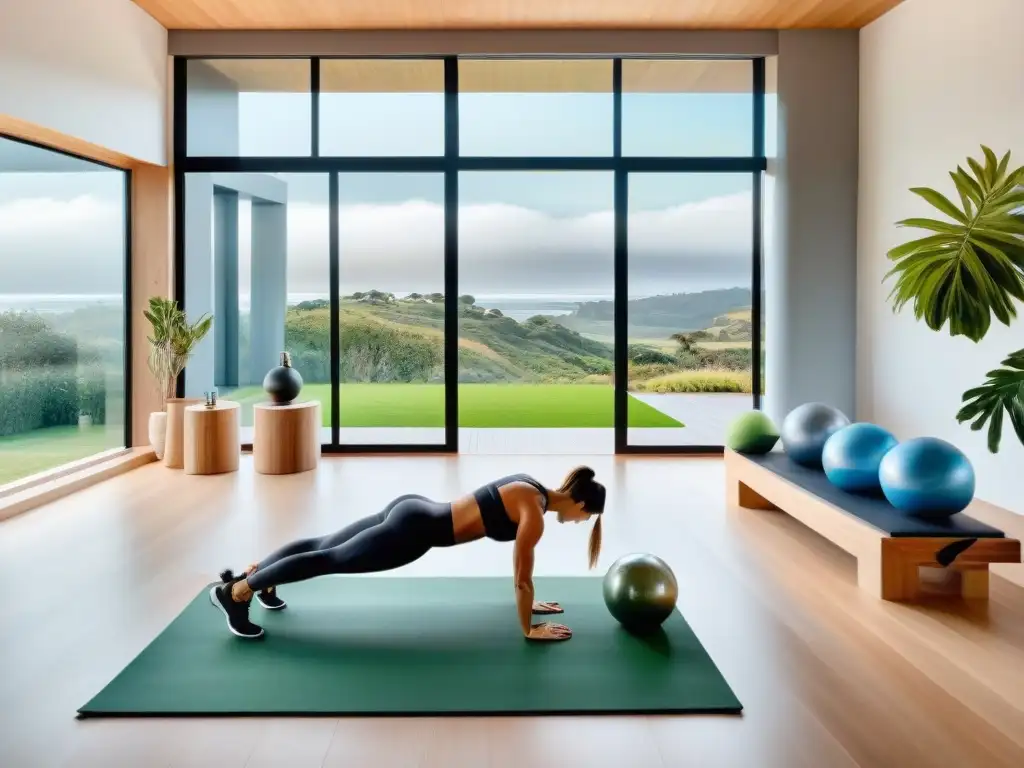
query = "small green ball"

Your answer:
(726, 410), (780, 454)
